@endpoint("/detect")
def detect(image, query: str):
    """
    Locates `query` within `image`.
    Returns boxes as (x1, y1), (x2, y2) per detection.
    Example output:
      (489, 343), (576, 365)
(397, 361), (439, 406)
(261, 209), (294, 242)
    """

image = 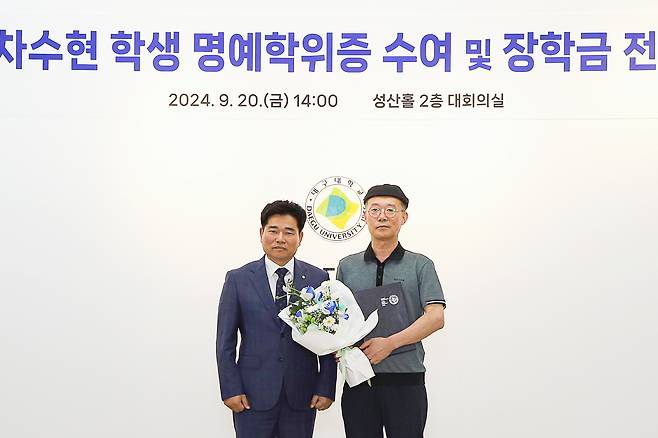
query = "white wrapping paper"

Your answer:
(278, 280), (379, 387)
